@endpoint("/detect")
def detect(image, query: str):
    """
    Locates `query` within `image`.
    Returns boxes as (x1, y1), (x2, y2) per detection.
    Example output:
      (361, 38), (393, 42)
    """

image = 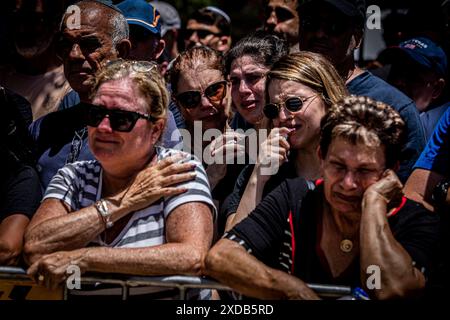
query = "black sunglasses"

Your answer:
(265, 6), (295, 22)
(83, 103), (157, 132)
(263, 95), (317, 119)
(176, 80), (228, 109)
(184, 28), (222, 40)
